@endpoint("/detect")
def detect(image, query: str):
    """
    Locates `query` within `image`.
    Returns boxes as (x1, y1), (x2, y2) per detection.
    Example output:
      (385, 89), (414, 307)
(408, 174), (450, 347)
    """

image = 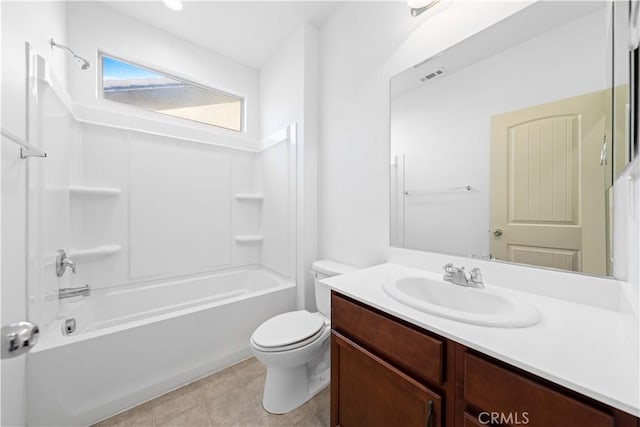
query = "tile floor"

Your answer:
(94, 357), (329, 427)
